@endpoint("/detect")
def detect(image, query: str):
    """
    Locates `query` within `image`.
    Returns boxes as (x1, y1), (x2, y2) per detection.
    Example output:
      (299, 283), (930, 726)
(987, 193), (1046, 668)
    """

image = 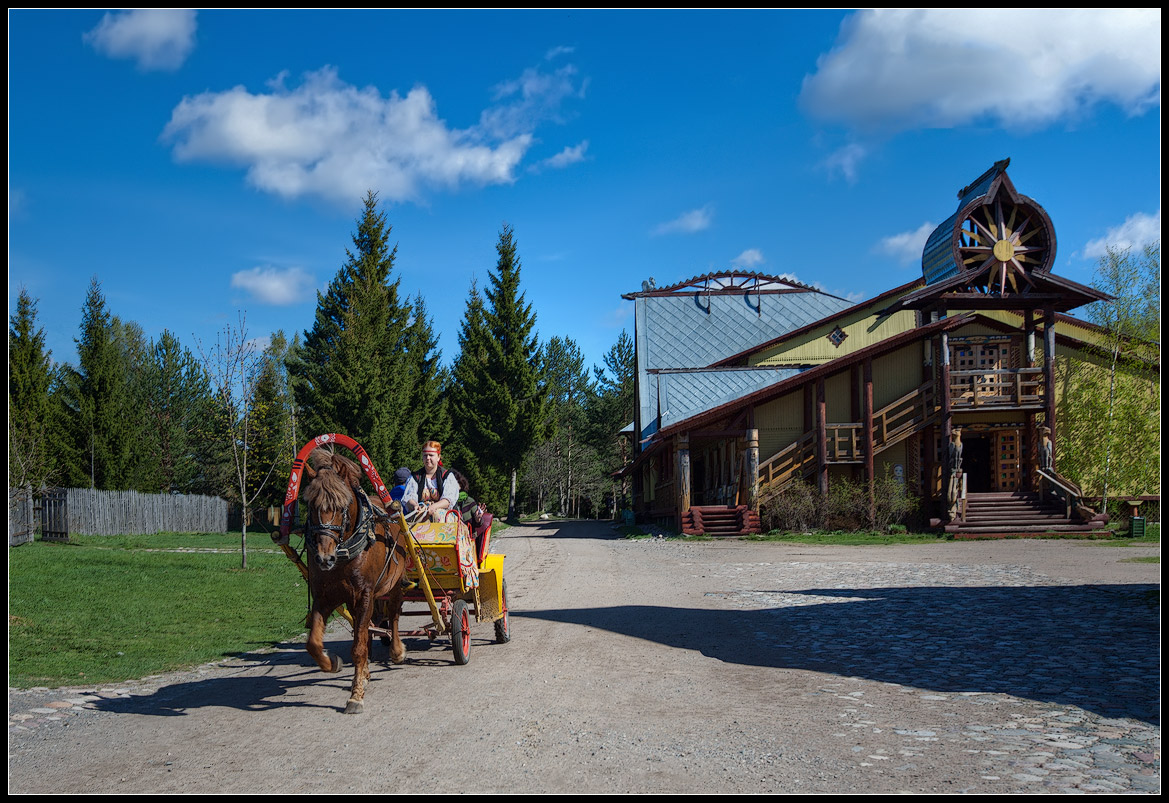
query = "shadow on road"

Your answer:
(517, 583), (1160, 724)
(85, 636), (412, 717)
